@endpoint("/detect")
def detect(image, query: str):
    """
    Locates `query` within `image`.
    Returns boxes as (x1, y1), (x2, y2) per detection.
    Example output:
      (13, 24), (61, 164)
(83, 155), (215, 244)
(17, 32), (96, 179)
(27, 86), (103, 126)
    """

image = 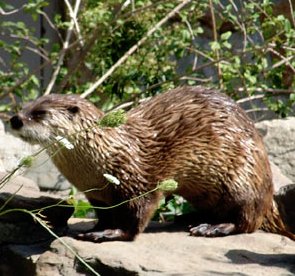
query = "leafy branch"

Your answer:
(81, 0), (192, 98)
